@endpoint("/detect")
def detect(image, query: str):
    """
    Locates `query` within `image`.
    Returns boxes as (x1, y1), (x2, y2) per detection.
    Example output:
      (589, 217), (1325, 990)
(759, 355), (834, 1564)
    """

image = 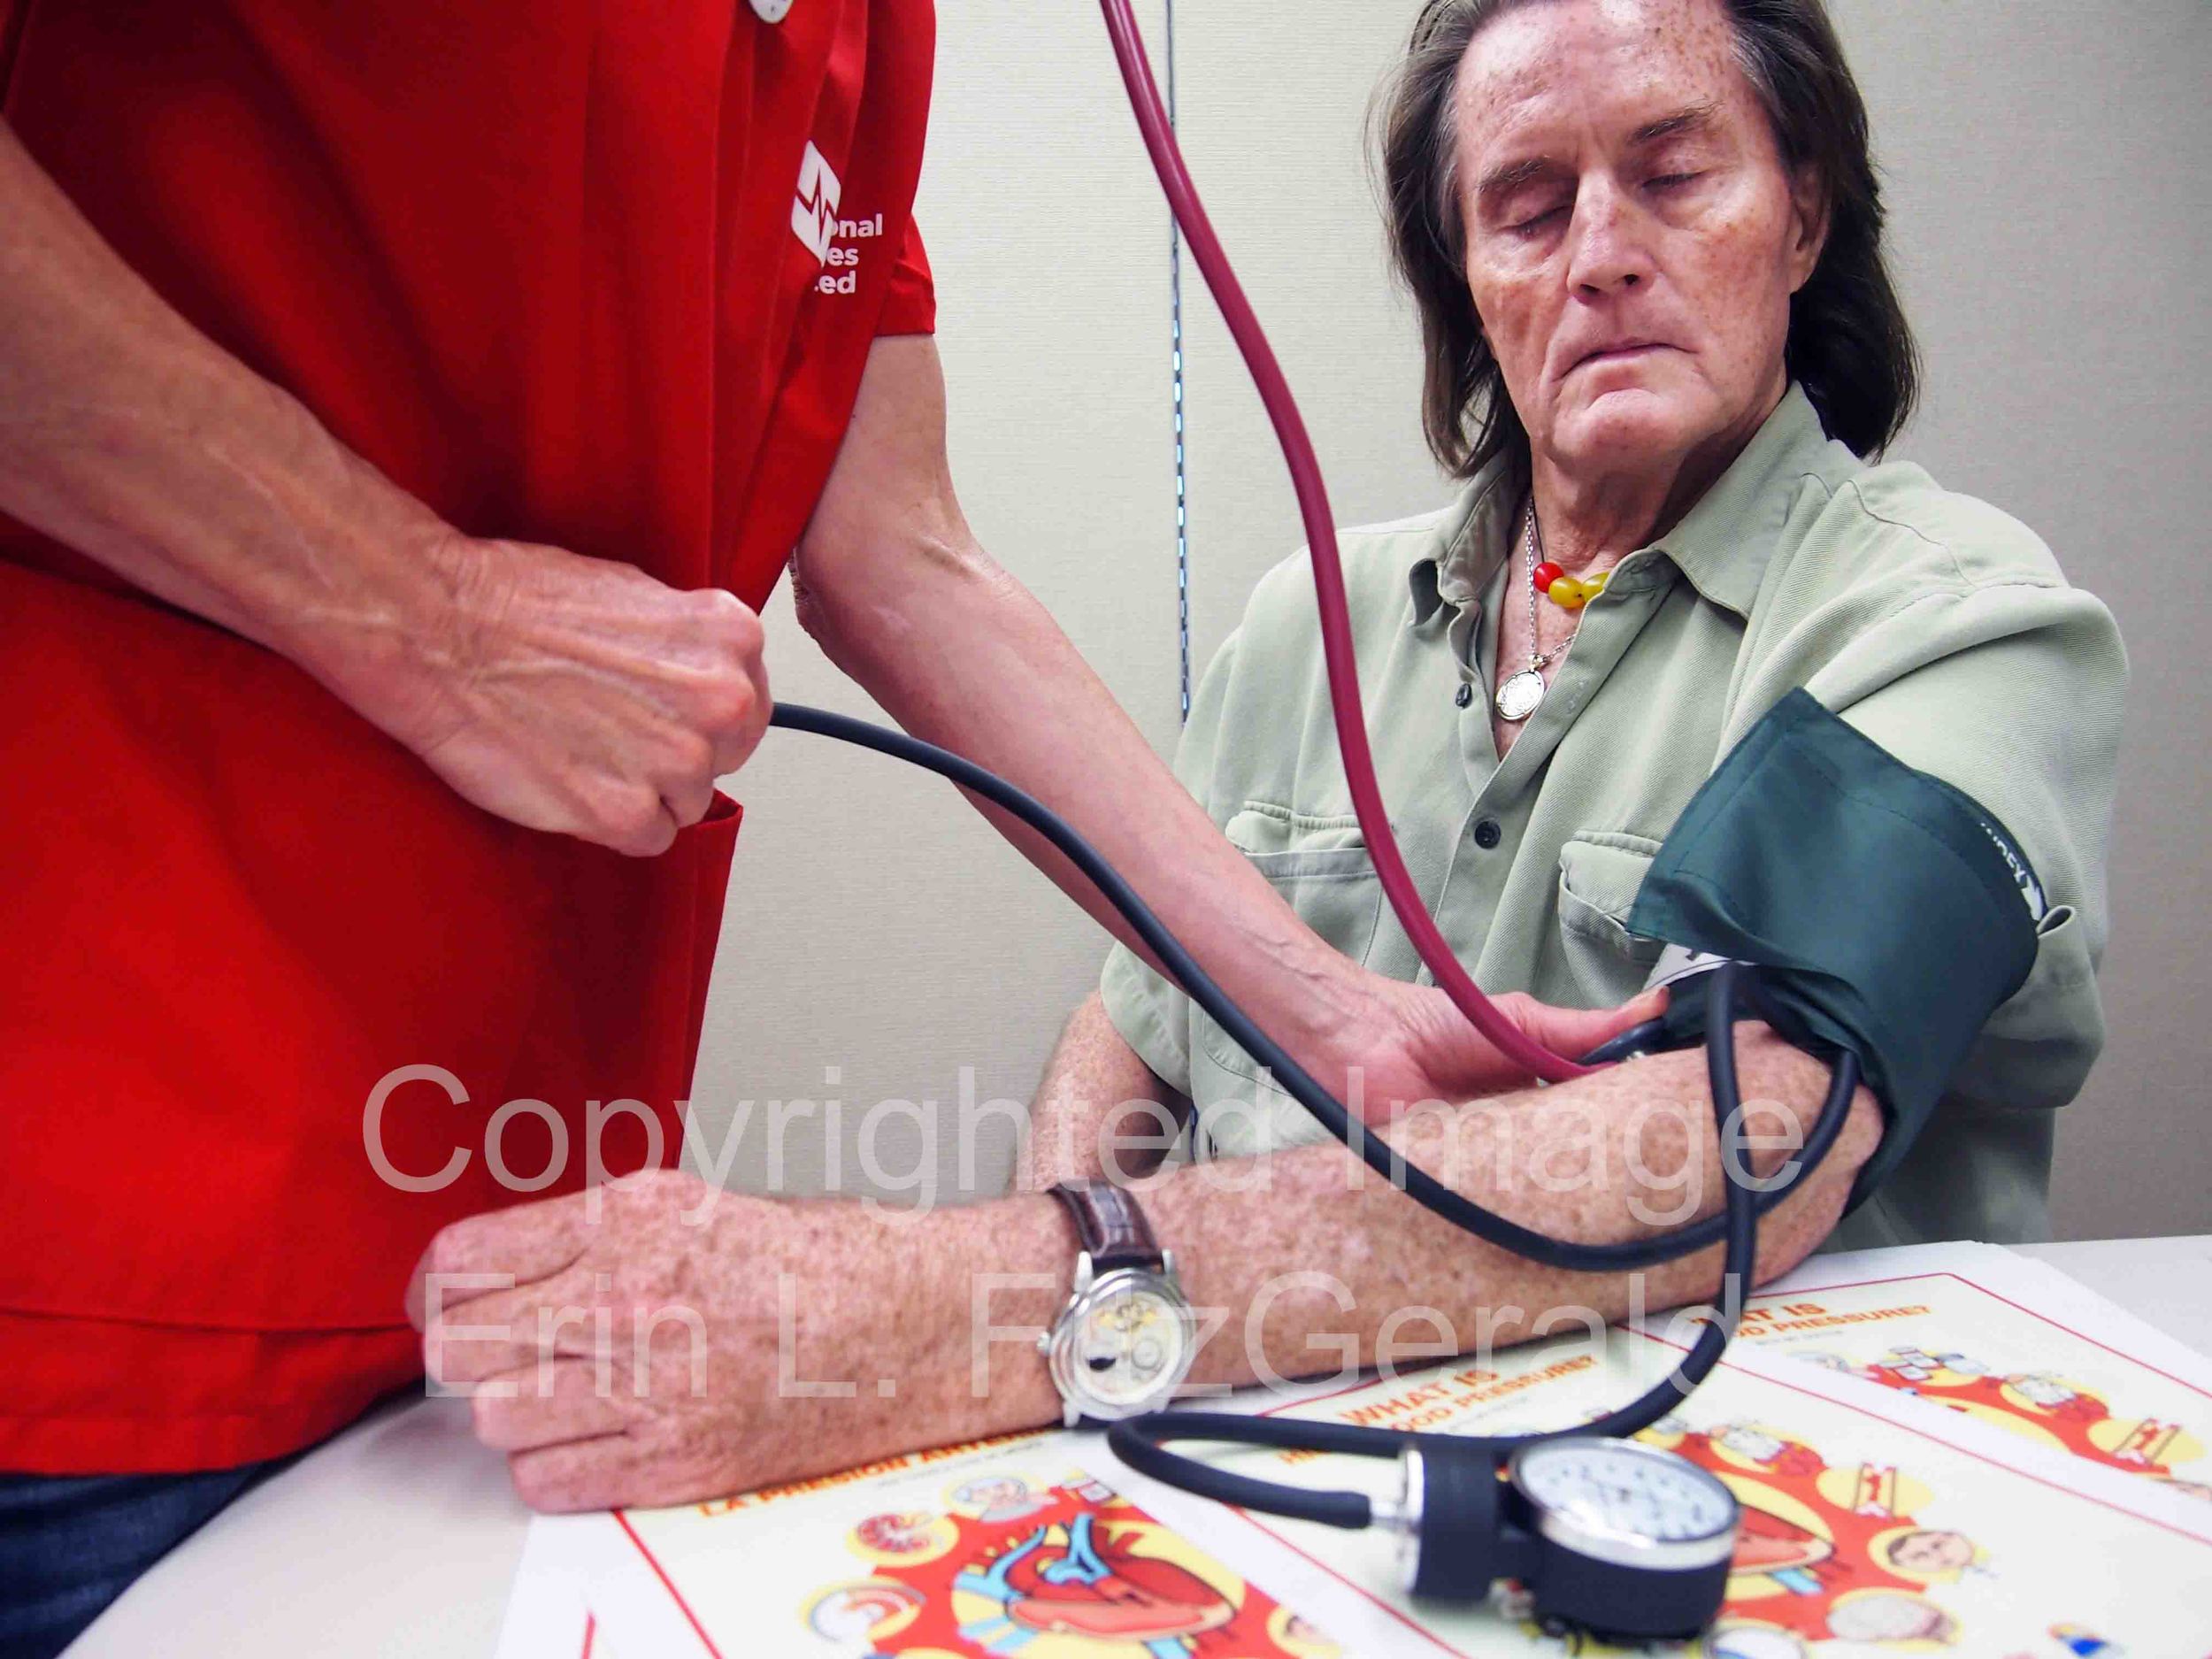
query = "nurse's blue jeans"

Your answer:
(0, 1462), (280, 1659)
